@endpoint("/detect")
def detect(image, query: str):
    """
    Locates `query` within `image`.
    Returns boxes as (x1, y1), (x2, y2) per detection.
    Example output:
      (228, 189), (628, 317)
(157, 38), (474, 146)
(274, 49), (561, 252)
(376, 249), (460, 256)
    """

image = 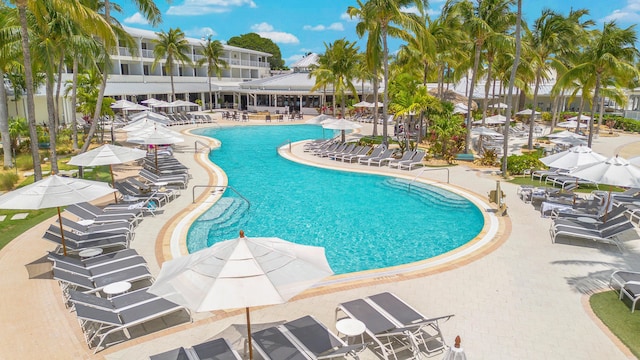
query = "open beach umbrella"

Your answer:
(471, 126), (503, 137)
(353, 101), (372, 108)
(322, 118), (363, 142)
(567, 114), (592, 122)
(148, 230), (333, 360)
(540, 145), (607, 171)
(127, 126), (184, 173)
(515, 109), (541, 116)
(549, 137), (587, 147)
(305, 114), (336, 125)
(557, 120), (587, 129)
(547, 130), (587, 139)
(68, 144), (147, 202)
(570, 155), (640, 220)
(473, 114), (511, 125)
(365, 101), (383, 108)
(110, 99), (137, 109)
(0, 175), (115, 255)
(128, 110), (169, 122)
(121, 118), (168, 132)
